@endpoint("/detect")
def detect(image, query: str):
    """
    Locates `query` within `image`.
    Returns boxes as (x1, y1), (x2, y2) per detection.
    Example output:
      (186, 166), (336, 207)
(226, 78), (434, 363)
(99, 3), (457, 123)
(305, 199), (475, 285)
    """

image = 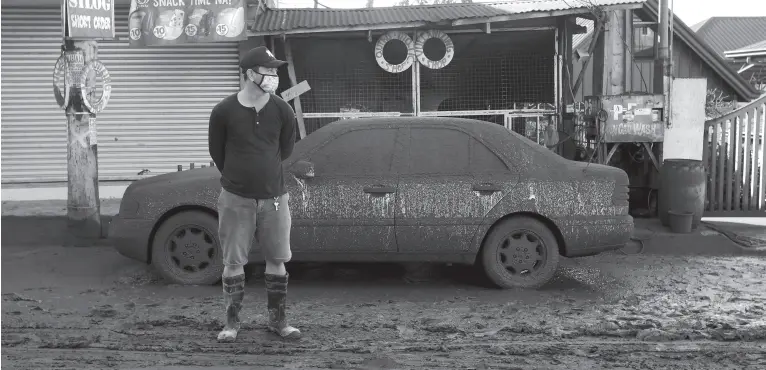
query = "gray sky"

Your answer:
(275, 0), (766, 27)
